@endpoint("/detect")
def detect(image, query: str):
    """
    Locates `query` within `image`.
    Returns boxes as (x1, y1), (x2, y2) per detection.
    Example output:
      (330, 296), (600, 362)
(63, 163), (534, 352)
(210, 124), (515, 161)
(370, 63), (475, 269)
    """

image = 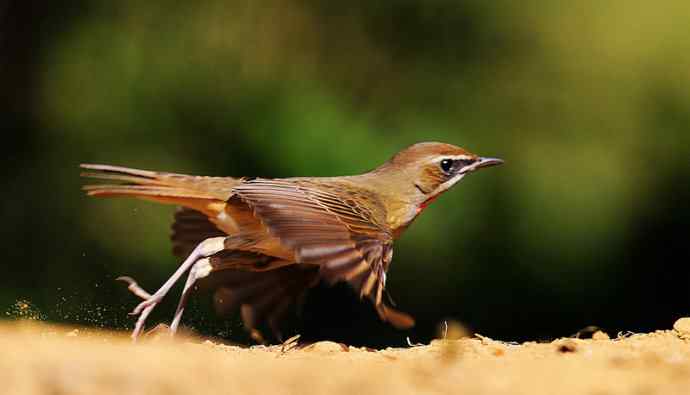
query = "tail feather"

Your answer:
(82, 184), (215, 199)
(79, 172), (169, 186)
(81, 164), (162, 178)
(80, 163), (241, 203)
